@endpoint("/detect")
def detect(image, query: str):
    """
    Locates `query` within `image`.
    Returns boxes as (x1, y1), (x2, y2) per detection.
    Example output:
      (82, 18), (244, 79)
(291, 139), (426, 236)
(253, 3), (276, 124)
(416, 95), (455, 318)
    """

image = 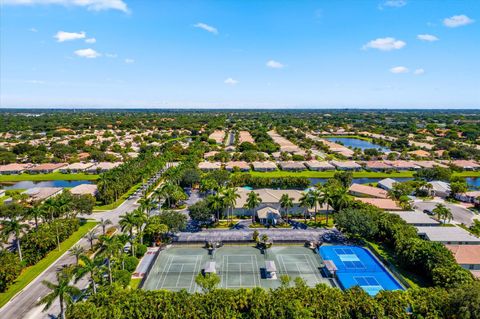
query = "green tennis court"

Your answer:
(142, 245), (330, 292)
